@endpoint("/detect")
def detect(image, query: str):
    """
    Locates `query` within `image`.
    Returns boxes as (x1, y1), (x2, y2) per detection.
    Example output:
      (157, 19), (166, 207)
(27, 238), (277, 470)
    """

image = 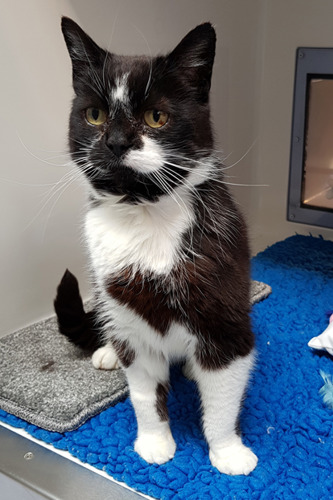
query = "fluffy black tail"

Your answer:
(54, 269), (103, 351)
